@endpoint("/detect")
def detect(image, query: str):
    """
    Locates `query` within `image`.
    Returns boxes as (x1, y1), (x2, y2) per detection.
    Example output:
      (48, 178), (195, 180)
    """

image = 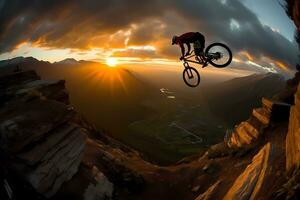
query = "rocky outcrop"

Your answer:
(83, 138), (145, 193)
(0, 70), (69, 105)
(286, 83), (300, 175)
(0, 70), (148, 199)
(0, 70), (86, 197)
(223, 143), (271, 200)
(226, 98), (290, 149)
